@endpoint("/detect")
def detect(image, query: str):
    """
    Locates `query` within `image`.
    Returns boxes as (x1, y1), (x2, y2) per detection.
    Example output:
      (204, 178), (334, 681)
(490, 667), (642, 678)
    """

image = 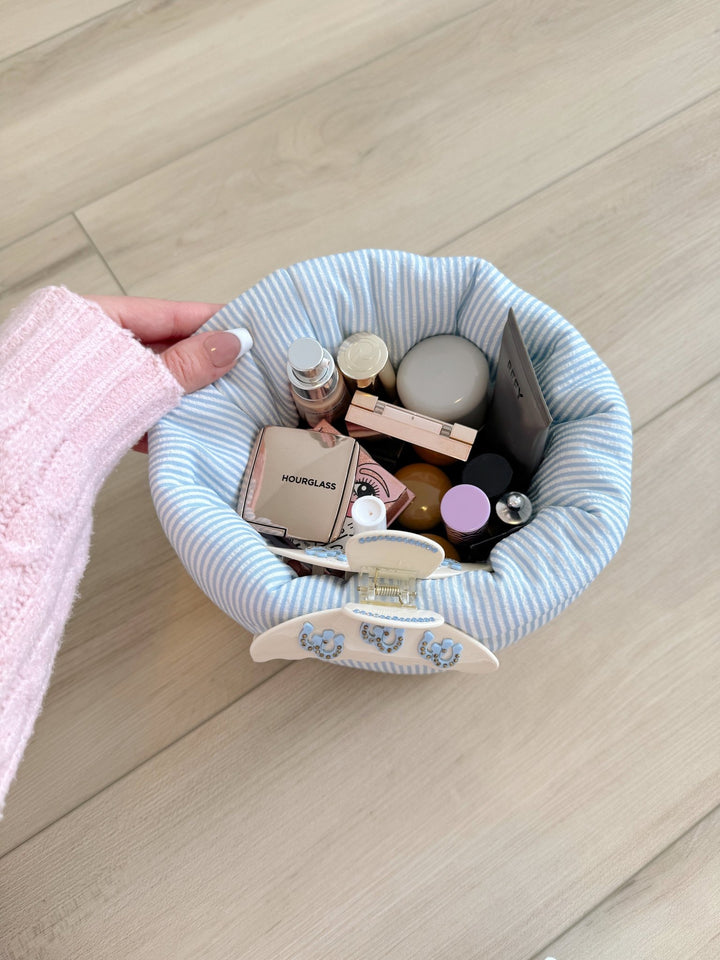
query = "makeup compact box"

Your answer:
(149, 250), (632, 674)
(238, 426), (359, 543)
